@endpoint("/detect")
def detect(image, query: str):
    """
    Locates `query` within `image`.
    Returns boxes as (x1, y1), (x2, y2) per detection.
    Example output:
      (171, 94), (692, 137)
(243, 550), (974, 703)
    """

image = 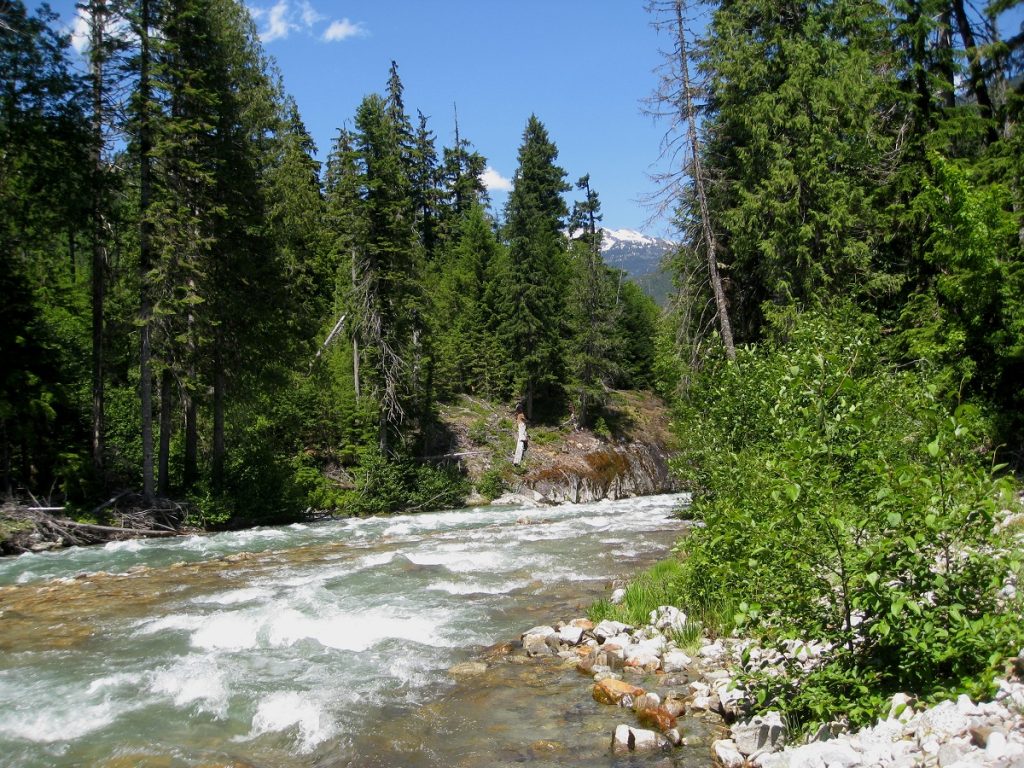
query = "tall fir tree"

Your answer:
(496, 114), (570, 418)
